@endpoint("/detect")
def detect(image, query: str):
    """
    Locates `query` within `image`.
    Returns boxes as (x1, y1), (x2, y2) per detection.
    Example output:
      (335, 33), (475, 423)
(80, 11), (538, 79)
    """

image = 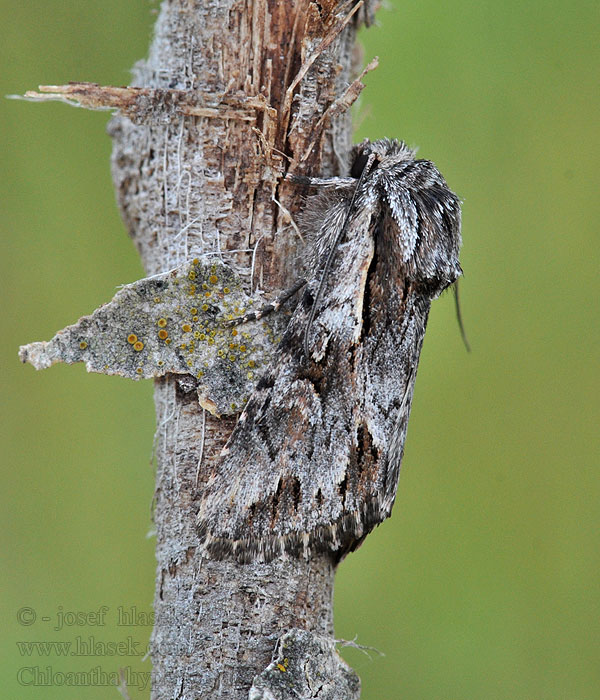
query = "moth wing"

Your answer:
(197, 204), (378, 562)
